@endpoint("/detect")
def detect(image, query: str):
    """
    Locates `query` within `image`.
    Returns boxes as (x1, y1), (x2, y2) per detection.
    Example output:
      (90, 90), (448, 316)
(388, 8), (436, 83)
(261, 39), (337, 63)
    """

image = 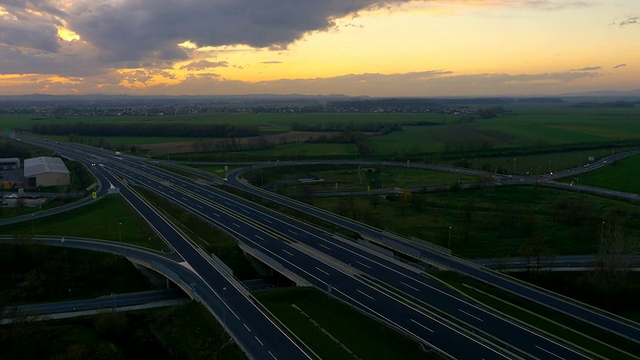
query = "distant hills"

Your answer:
(0, 90), (638, 107)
